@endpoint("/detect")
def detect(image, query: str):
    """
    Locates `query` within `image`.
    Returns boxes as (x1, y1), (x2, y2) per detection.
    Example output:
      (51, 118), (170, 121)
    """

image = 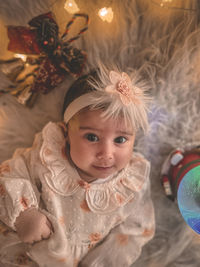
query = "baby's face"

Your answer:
(67, 109), (135, 183)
